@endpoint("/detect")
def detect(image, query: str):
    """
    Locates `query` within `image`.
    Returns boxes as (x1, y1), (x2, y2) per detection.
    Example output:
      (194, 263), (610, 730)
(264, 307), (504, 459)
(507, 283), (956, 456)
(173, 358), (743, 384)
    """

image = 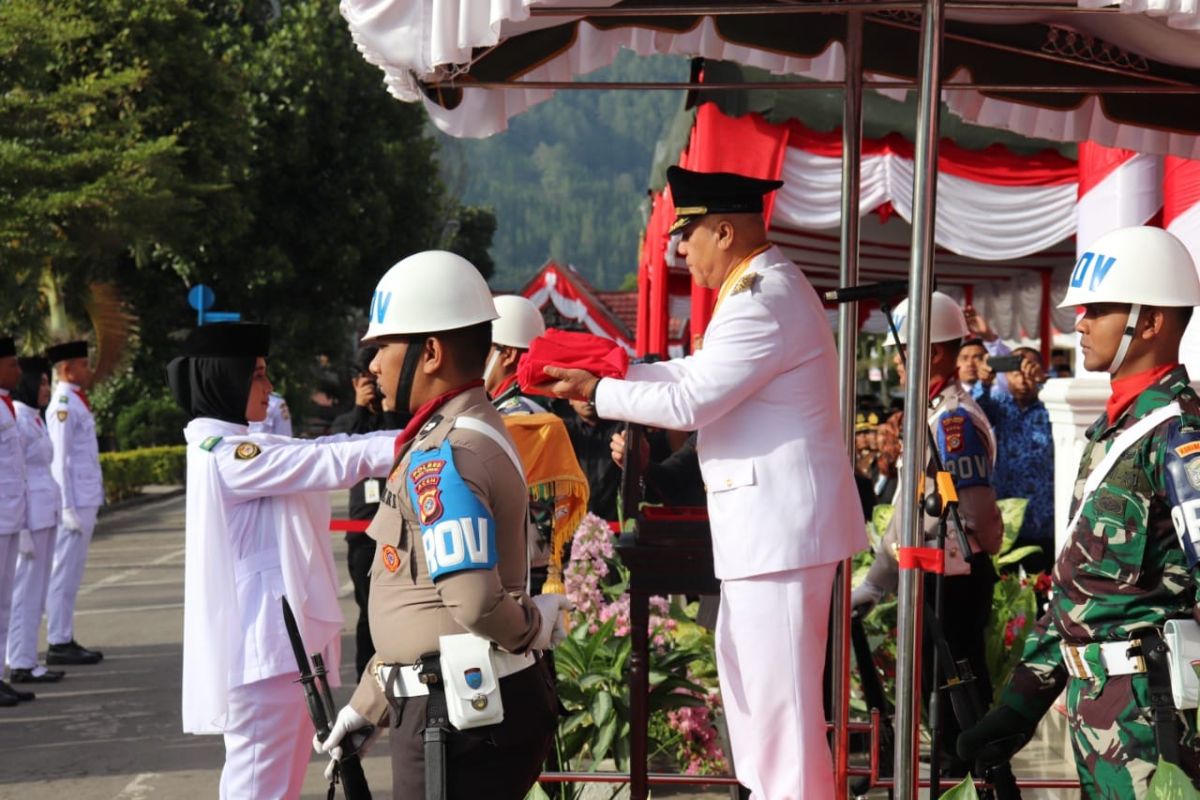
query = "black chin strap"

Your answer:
(393, 338), (425, 415)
